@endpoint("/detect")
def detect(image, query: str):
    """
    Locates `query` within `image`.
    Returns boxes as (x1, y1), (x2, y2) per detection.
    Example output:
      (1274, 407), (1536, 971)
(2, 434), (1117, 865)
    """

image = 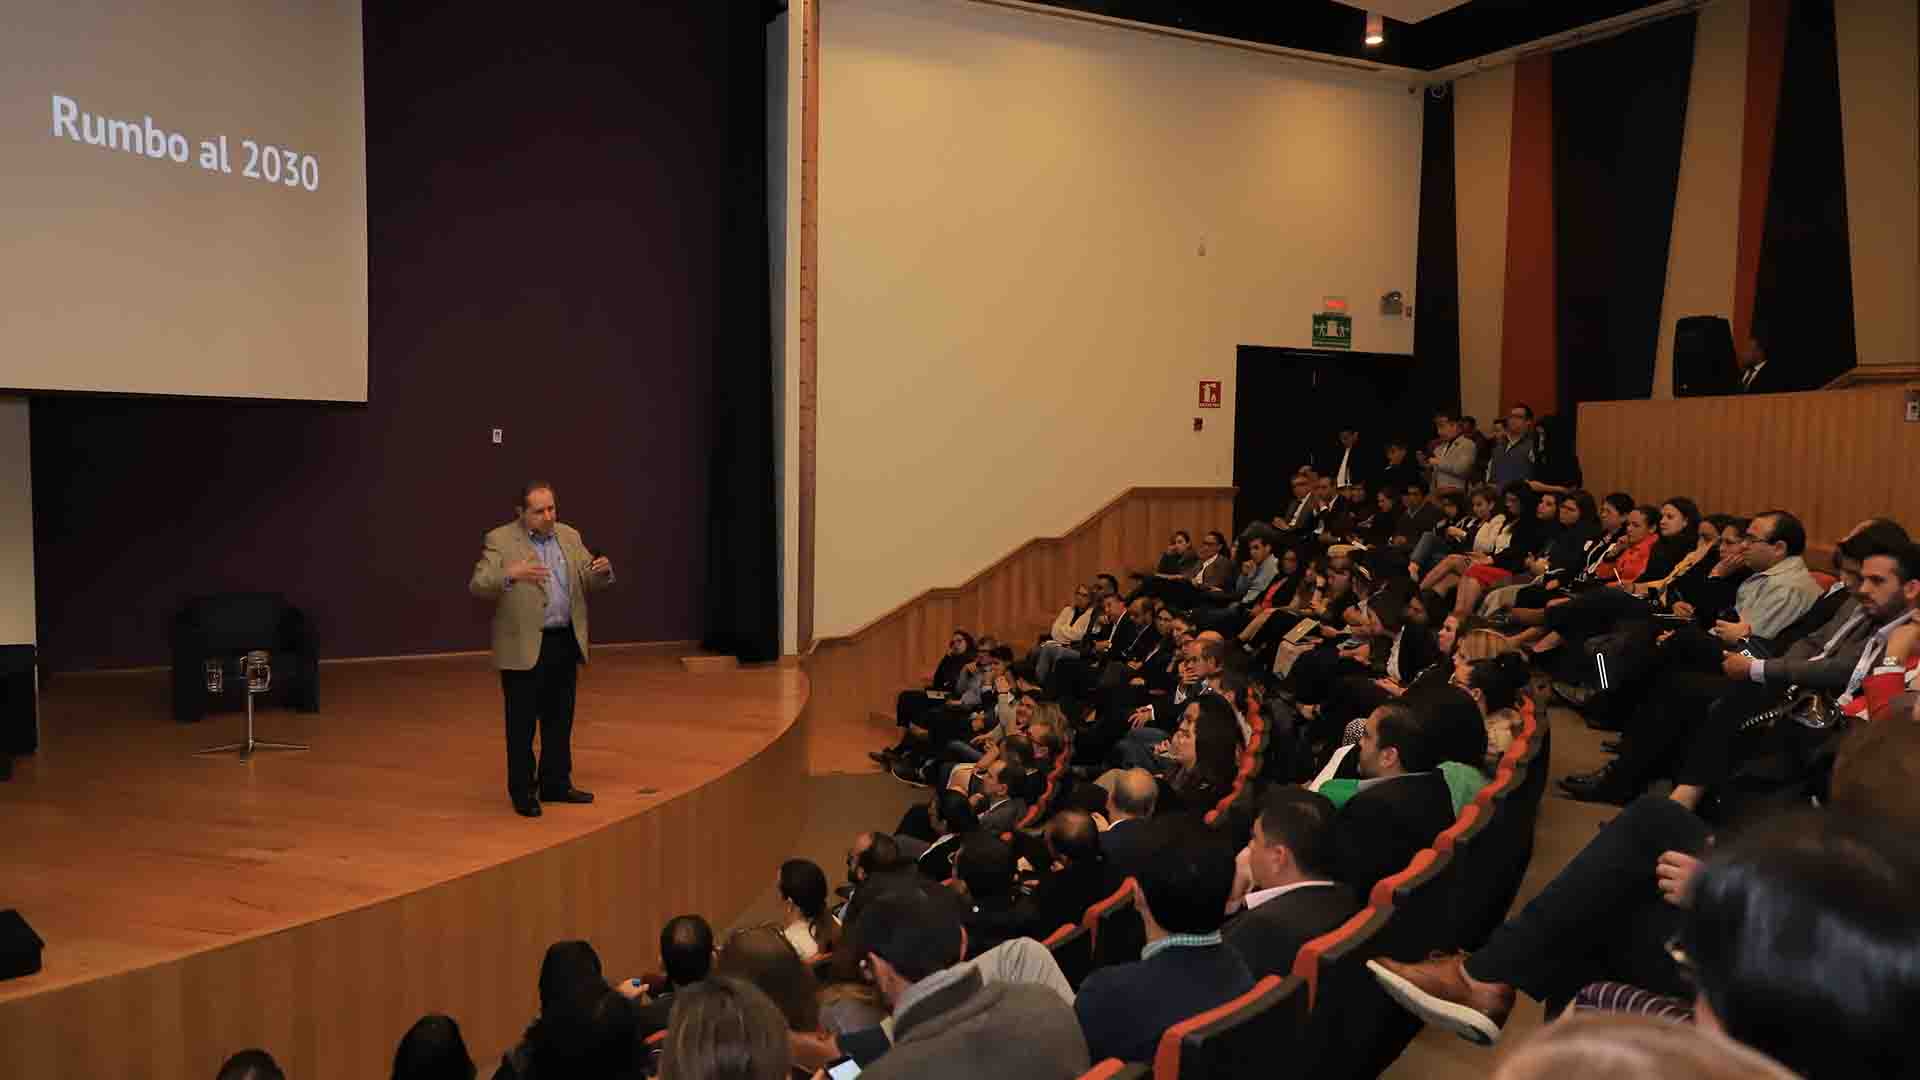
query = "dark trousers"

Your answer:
(501, 626), (580, 798)
(1468, 795), (1707, 1010)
